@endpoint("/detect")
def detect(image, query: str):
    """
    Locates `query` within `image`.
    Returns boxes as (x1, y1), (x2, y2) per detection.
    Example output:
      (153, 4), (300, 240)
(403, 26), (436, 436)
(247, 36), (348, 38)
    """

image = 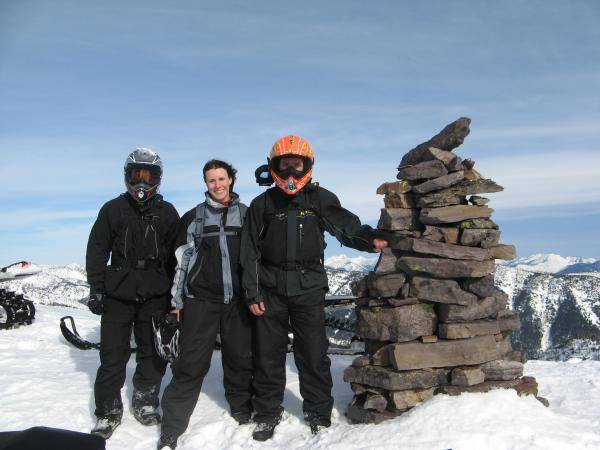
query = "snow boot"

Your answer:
(134, 405), (161, 426)
(91, 413), (122, 439)
(157, 433), (178, 449)
(304, 412), (331, 435)
(231, 410), (252, 425)
(252, 410), (283, 441)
